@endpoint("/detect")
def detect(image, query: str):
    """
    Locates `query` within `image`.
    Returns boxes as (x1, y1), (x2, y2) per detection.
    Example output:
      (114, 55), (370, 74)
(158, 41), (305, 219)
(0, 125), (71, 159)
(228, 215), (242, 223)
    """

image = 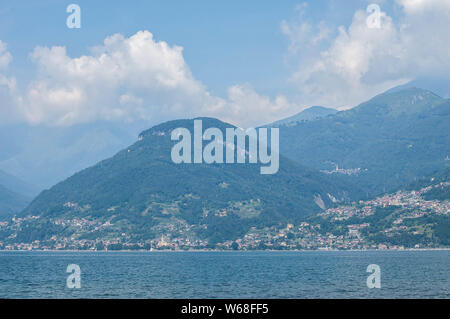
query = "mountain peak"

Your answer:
(385, 76), (450, 98)
(352, 87), (444, 117)
(268, 106), (338, 127)
(140, 117), (232, 139)
(381, 86), (441, 98)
